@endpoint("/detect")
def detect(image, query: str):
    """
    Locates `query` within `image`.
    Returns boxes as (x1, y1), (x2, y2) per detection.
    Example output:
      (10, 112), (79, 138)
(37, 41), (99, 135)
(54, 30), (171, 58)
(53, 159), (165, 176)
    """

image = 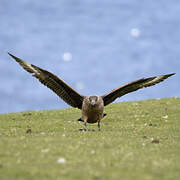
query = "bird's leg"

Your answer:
(83, 122), (87, 131)
(98, 121), (101, 131)
(79, 117), (87, 131)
